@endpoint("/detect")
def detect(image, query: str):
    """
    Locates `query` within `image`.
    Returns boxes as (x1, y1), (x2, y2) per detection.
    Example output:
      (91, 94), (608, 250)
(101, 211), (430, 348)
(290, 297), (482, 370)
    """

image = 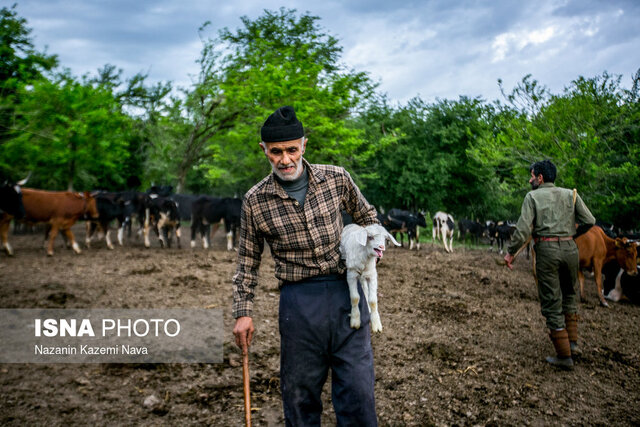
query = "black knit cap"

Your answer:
(261, 106), (304, 143)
